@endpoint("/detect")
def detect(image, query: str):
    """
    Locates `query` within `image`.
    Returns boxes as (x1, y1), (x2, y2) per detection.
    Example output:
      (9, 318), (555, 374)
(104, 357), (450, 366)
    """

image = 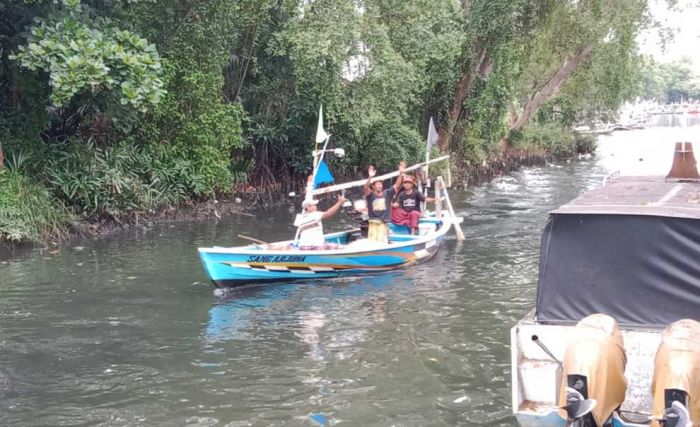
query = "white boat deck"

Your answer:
(511, 310), (662, 424)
